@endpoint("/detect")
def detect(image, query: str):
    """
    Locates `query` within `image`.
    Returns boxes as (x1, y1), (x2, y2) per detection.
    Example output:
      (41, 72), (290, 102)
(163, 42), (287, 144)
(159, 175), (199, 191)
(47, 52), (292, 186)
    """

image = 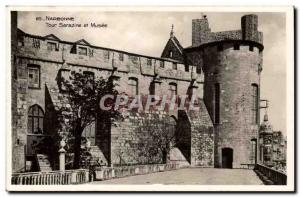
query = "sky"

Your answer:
(17, 11), (287, 135)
